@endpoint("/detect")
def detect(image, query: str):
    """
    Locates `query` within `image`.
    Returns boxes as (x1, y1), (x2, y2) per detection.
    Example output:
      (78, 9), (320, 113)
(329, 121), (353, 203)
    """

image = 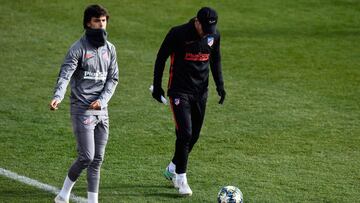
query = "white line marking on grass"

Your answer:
(0, 167), (87, 203)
